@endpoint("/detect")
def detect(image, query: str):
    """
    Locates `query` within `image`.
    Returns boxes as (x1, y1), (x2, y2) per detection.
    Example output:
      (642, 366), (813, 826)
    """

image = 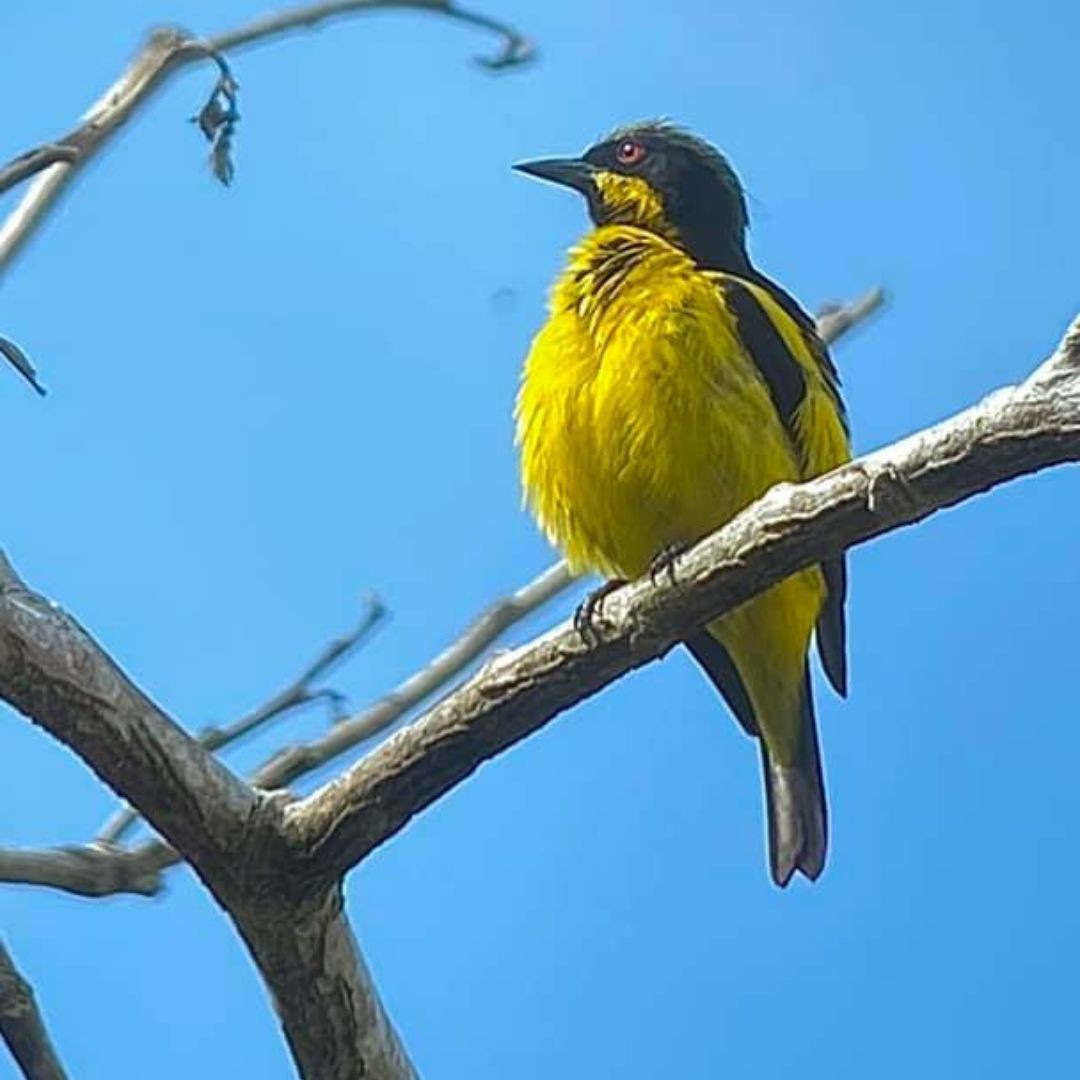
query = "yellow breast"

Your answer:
(515, 225), (804, 579)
